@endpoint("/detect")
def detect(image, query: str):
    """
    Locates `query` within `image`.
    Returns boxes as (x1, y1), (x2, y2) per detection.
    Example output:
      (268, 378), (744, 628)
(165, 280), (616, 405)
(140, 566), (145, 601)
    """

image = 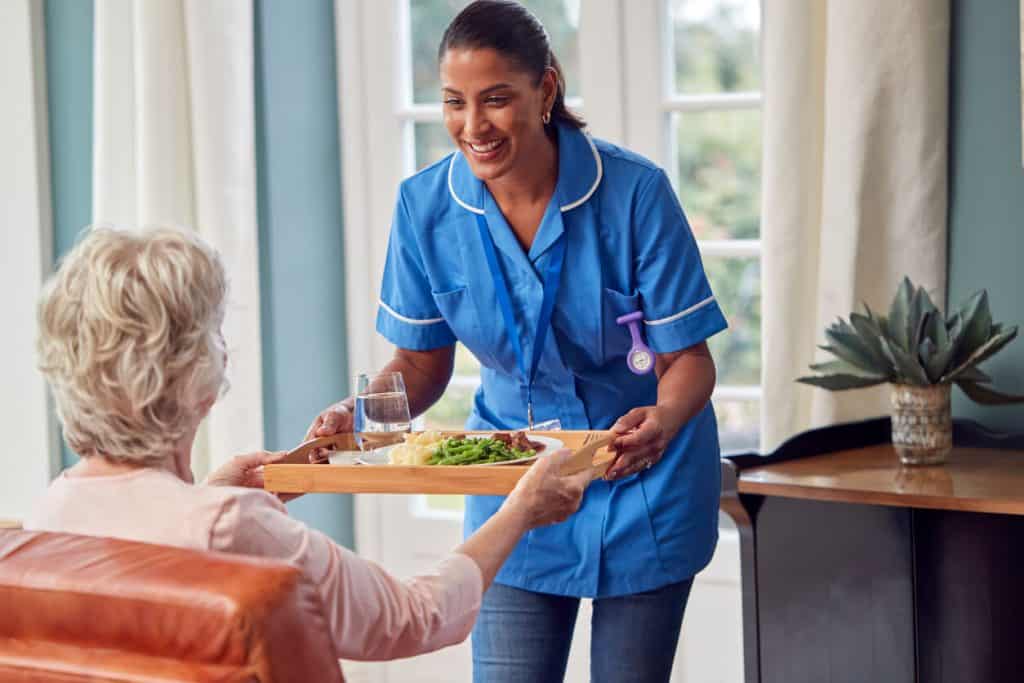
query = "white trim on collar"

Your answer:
(447, 155), (485, 215)
(559, 134), (603, 212)
(447, 133), (604, 214)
